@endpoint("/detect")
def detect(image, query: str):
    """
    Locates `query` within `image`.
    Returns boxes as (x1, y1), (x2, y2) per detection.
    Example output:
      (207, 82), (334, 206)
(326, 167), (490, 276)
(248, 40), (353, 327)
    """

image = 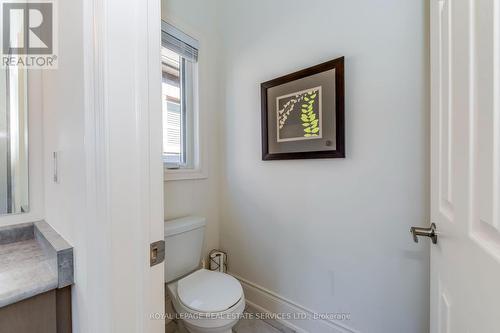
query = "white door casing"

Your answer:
(430, 0), (500, 332)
